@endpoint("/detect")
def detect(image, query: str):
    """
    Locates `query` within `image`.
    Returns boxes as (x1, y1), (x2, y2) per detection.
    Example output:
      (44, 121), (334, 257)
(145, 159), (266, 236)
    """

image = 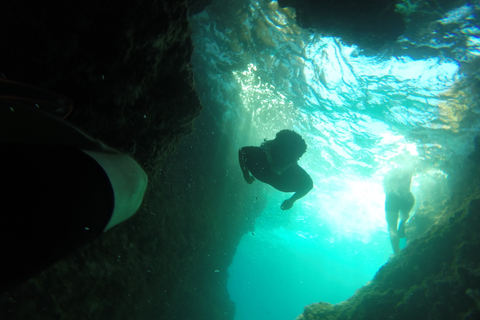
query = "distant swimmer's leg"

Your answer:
(385, 193), (401, 254)
(397, 219), (406, 238)
(386, 209), (401, 255)
(397, 192), (415, 239)
(397, 211), (410, 238)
